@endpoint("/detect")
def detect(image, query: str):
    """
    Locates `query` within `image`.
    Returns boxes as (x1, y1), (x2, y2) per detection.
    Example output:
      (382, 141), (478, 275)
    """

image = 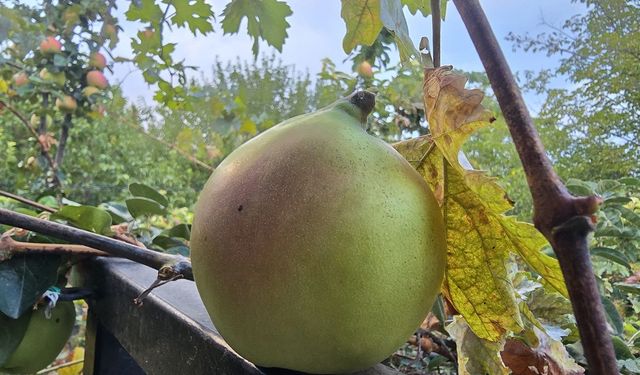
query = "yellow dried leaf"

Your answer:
(394, 66), (568, 342)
